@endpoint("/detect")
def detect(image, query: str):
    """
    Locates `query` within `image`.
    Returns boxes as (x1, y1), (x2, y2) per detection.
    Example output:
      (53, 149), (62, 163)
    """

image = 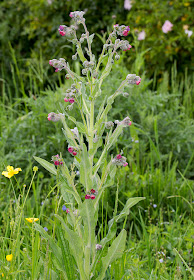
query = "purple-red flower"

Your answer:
(85, 194), (91, 199)
(136, 78), (141, 85)
(123, 26), (130, 36)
